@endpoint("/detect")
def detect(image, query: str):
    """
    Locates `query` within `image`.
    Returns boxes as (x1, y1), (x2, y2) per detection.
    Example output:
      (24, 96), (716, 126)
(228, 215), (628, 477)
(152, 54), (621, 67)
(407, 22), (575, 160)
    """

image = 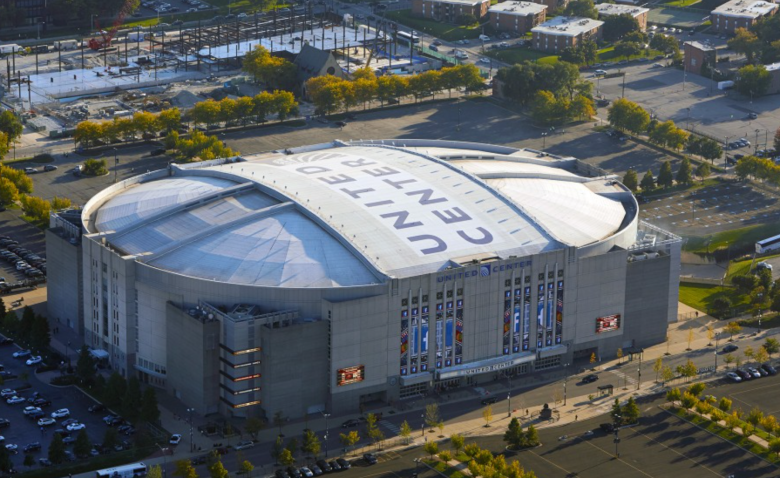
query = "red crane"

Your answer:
(88, 0), (138, 50)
